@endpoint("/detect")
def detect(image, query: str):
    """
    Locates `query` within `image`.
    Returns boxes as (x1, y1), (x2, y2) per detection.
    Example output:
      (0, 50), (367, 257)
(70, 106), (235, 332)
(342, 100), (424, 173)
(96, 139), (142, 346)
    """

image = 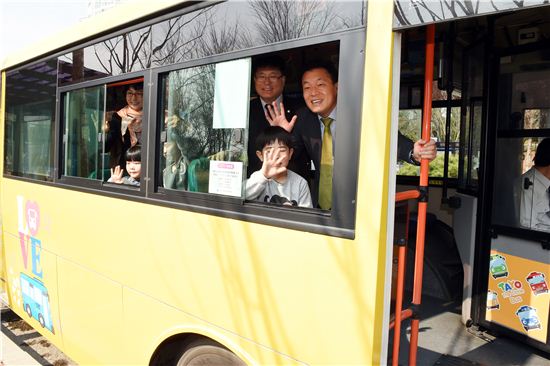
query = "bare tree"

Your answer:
(249, 1), (337, 43)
